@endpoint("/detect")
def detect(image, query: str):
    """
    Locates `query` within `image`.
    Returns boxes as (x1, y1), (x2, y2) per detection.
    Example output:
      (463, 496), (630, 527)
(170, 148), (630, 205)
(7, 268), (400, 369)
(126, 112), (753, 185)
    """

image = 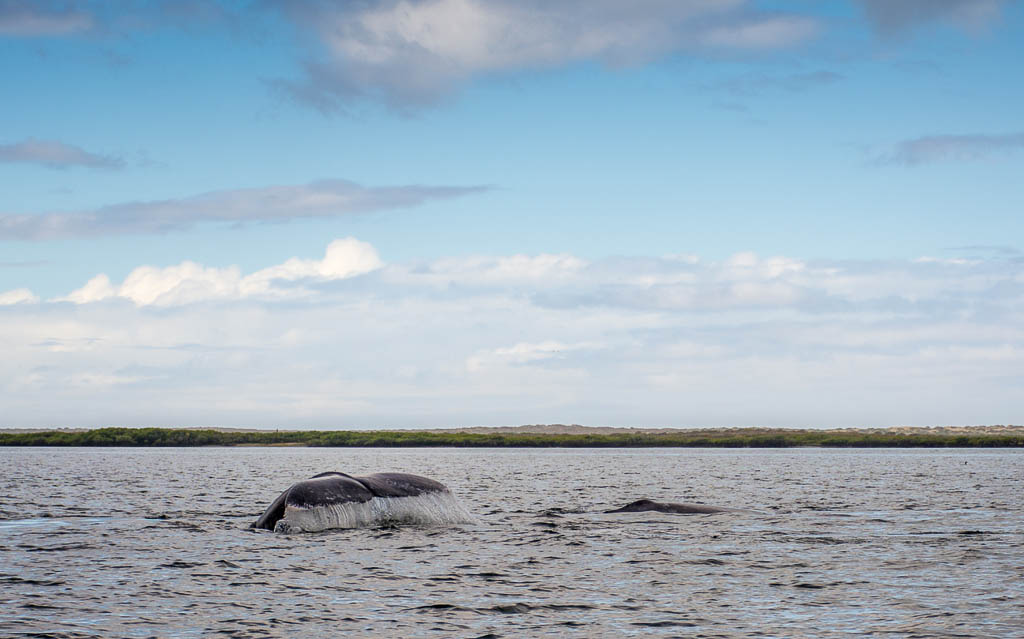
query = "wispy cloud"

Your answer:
(856, 0), (1009, 35)
(712, 69), (843, 97)
(877, 132), (1024, 166)
(0, 138), (124, 170)
(273, 0), (821, 109)
(0, 179), (487, 240)
(0, 1), (93, 37)
(0, 1), (233, 38)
